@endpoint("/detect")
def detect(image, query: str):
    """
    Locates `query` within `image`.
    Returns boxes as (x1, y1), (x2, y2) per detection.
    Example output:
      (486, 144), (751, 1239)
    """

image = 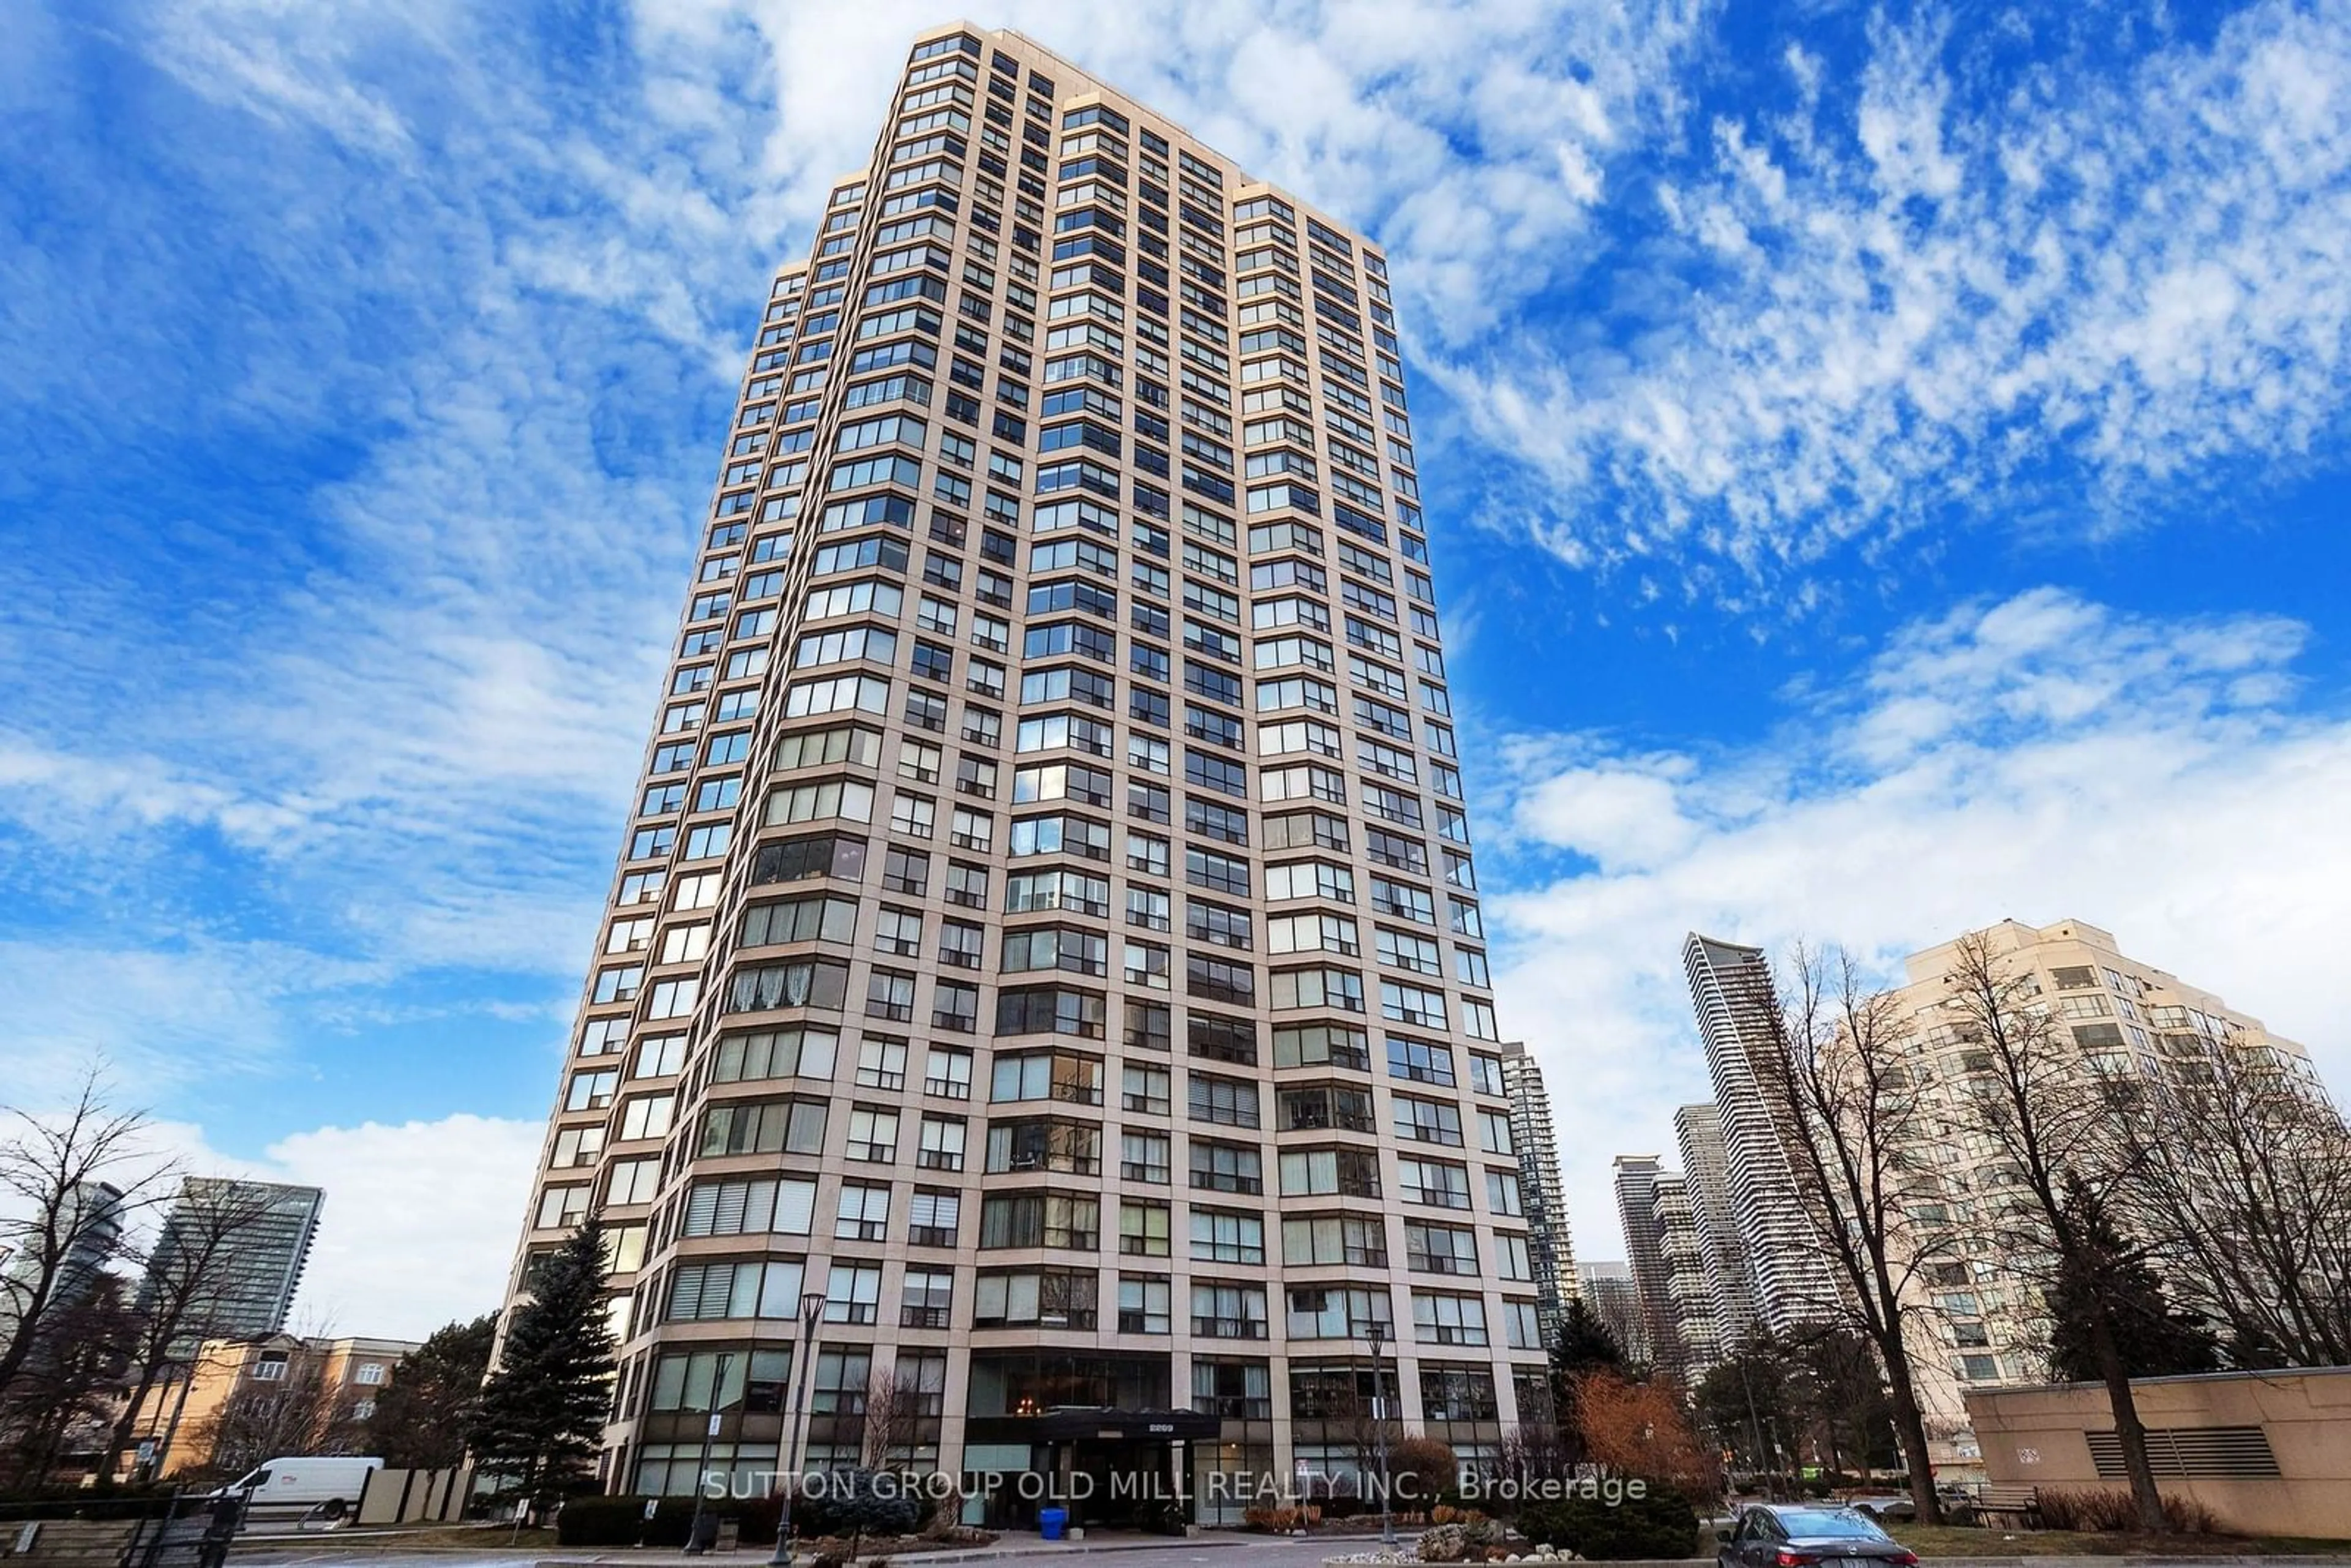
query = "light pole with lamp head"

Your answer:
(767, 1291), (828, 1568)
(1363, 1320), (1396, 1547)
